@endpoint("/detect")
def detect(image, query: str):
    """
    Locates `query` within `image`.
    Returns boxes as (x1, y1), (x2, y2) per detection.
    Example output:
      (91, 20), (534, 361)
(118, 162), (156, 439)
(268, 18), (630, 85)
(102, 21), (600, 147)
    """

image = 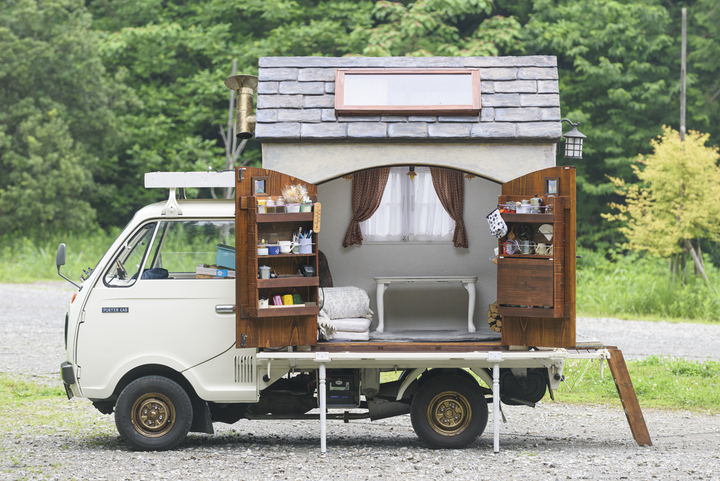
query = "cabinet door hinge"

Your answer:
(241, 334), (247, 348)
